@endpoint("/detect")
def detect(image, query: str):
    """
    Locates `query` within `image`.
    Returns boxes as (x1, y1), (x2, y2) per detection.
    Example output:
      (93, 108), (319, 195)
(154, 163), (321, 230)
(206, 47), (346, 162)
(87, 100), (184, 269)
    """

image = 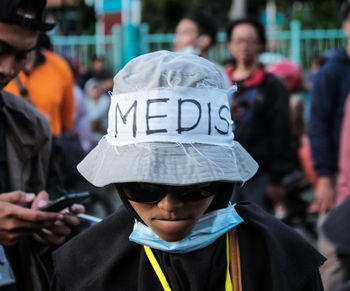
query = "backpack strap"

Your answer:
(229, 227), (242, 291)
(14, 76), (32, 104)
